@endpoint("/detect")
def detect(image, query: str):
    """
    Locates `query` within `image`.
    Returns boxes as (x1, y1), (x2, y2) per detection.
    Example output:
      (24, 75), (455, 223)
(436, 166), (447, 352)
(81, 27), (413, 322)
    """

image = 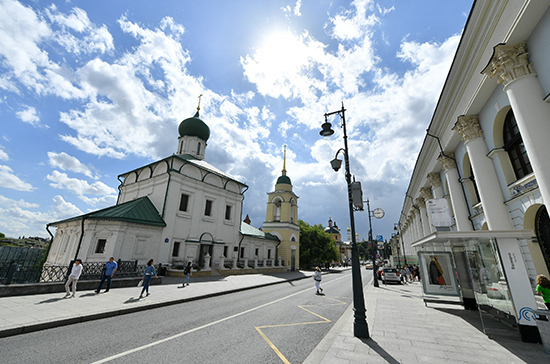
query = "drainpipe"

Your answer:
(236, 185), (249, 266)
(40, 224), (56, 272)
(116, 175), (124, 205)
(161, 157), (175, 218)
(73, 218), (86, 262)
